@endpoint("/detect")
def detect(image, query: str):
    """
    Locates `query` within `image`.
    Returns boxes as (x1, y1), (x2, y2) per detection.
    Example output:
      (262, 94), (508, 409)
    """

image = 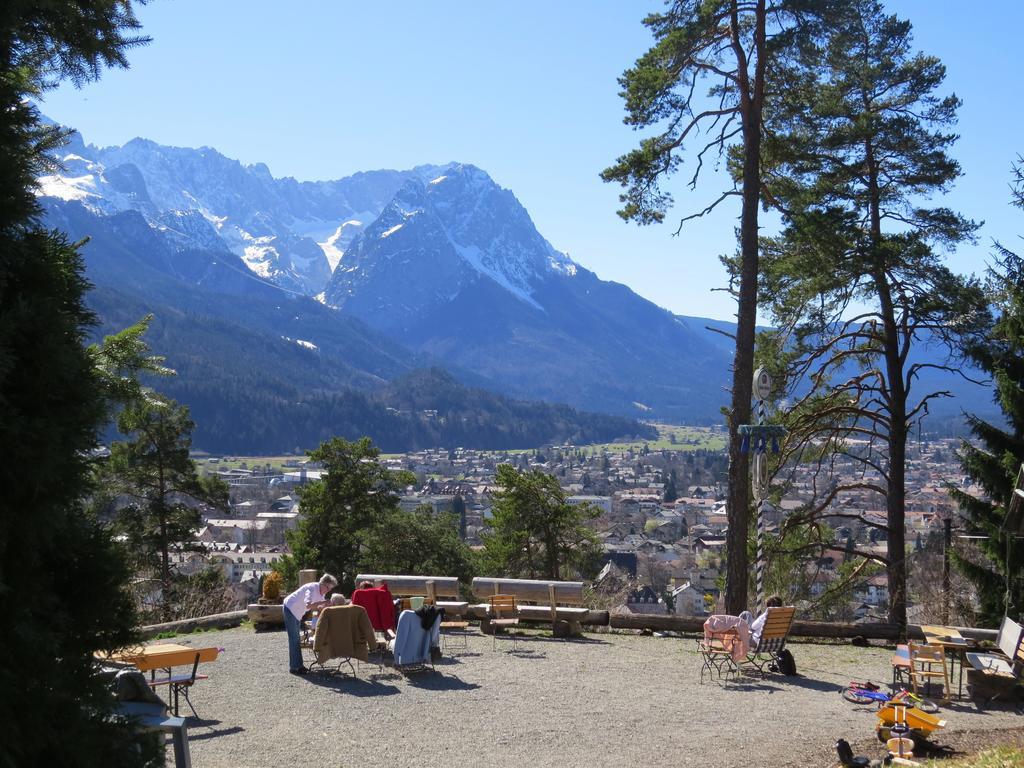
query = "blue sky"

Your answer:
(40, 0), (1024, 323)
